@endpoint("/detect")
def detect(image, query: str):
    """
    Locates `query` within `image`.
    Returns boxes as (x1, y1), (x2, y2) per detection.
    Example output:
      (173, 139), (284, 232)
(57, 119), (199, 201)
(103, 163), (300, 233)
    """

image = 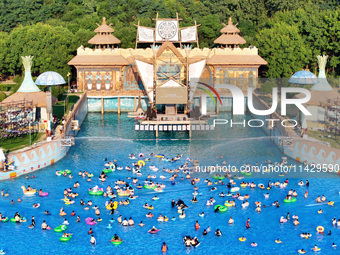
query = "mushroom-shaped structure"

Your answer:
(35, 71), (66, 86)
(288, 71), (318, 85)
